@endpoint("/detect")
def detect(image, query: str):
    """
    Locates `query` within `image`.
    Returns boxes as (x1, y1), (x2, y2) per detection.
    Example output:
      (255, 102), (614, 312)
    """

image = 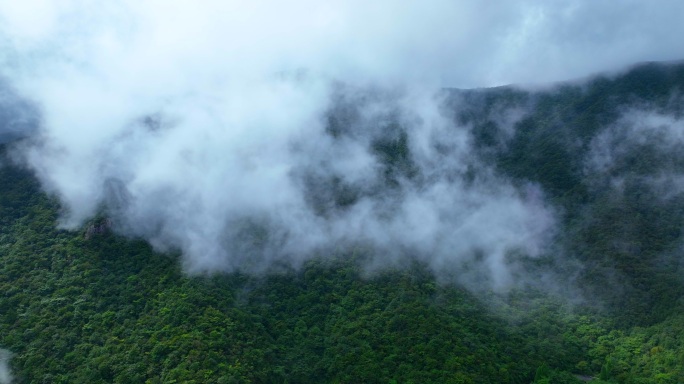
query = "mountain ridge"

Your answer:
(2, 60), (684, 382)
